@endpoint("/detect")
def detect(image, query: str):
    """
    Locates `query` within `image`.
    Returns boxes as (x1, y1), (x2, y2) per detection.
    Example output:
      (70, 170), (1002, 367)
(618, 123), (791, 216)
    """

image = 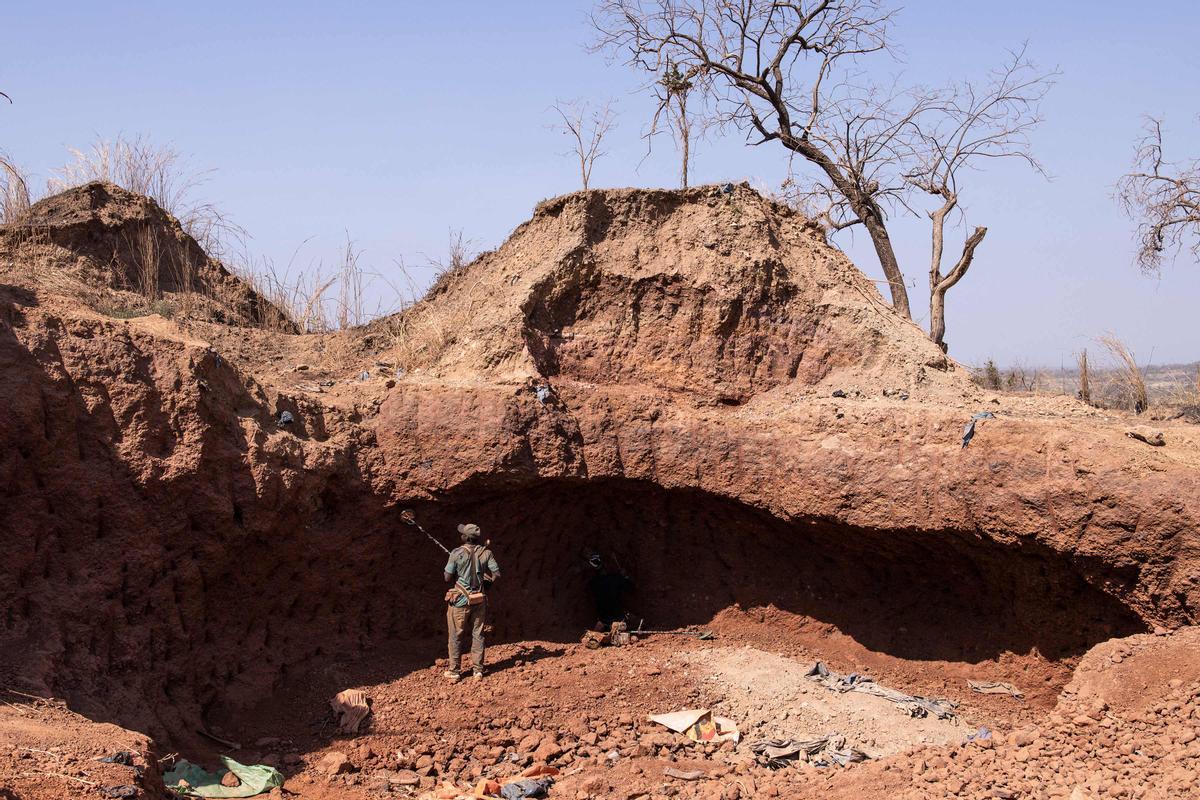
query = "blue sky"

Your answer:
(2, 1), (1197, 366)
